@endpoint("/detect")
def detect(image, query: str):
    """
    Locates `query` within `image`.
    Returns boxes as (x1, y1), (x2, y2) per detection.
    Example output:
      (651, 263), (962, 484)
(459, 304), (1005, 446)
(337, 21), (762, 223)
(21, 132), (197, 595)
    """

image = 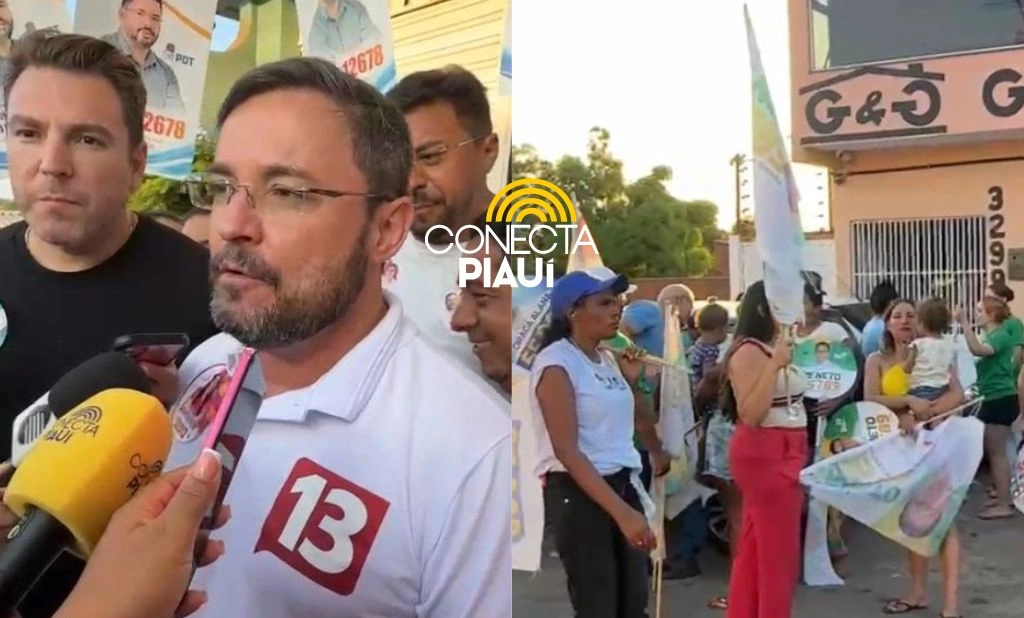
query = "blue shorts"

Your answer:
(909, 384), (948, 401)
